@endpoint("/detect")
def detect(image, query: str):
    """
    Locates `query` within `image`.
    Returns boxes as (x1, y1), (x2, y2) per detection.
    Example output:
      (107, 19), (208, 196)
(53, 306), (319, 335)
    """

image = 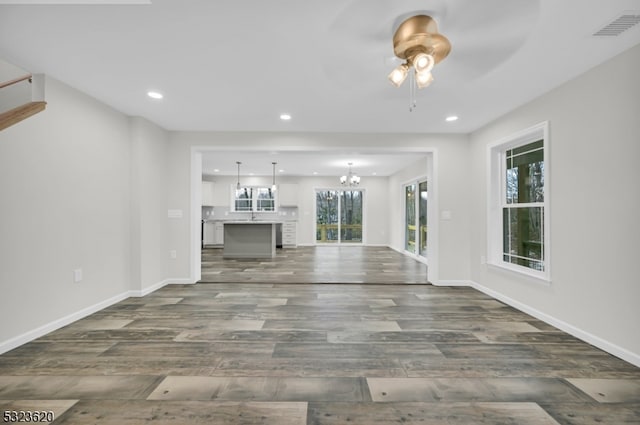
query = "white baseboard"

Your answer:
(469, 280), (640, 368)
(129, 279), (170, 297)
(387, 245), (404, 254)
(167, 277), (197, 285)
(432, 279), (473, 287)
(0, 277), (177, 355)
(0, 290), (131, 355)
